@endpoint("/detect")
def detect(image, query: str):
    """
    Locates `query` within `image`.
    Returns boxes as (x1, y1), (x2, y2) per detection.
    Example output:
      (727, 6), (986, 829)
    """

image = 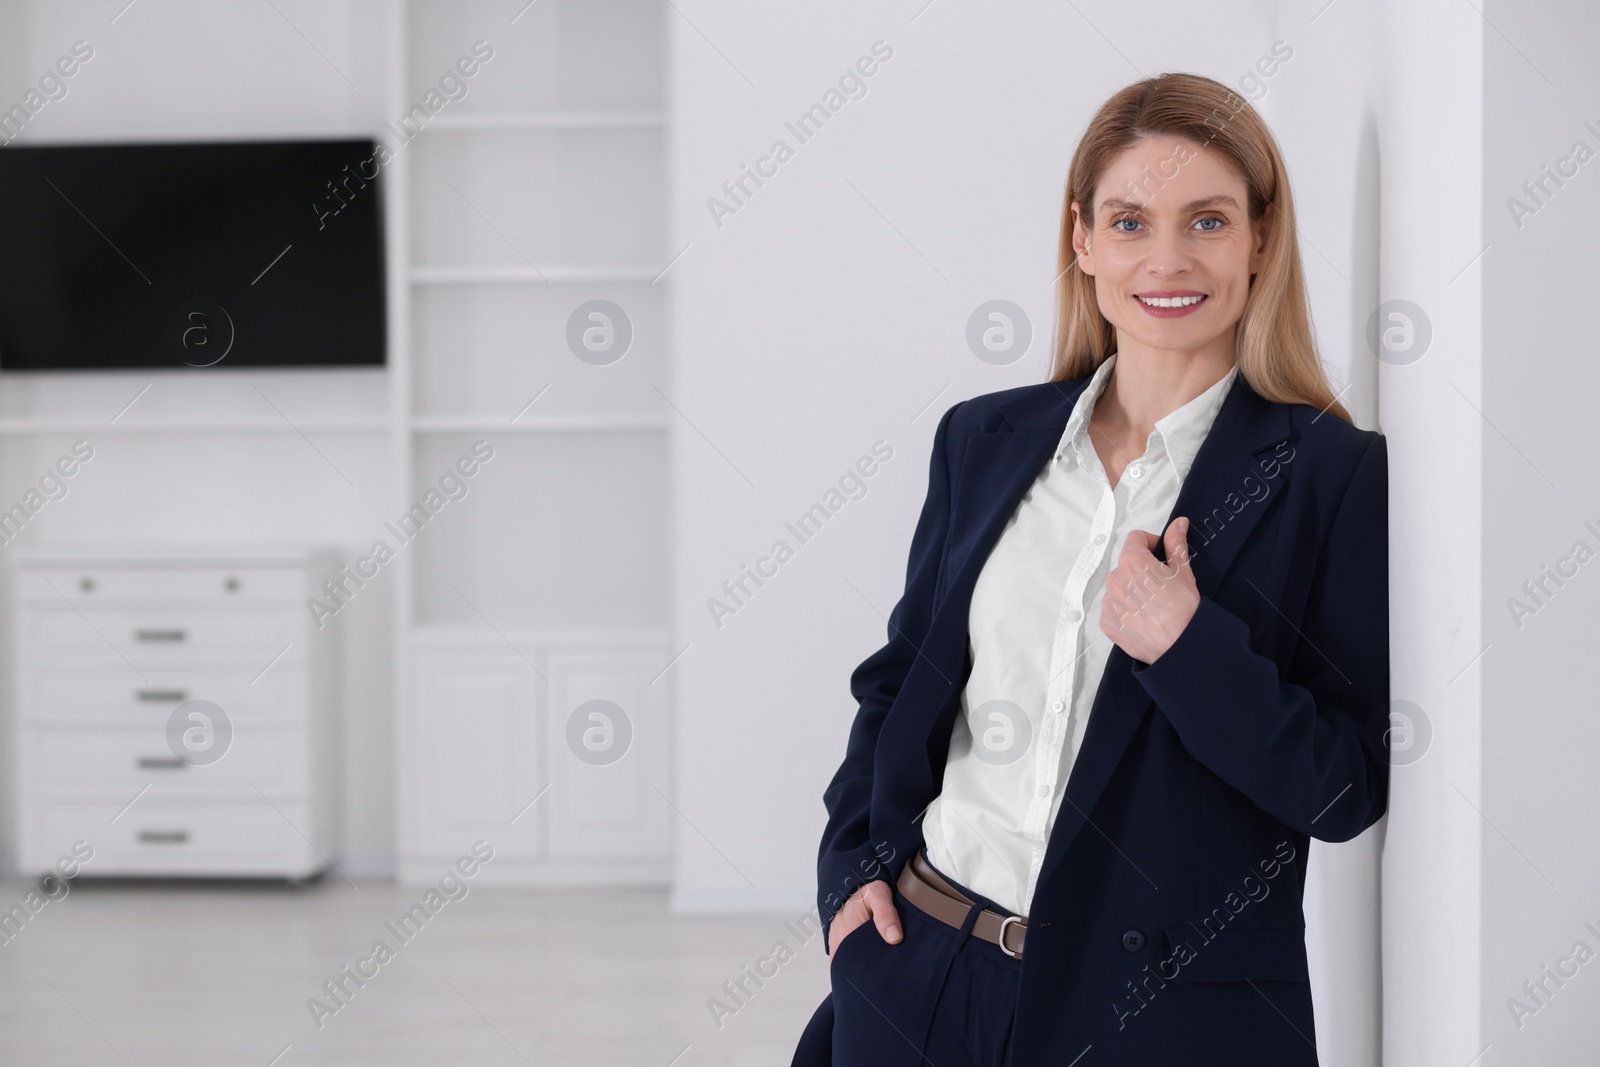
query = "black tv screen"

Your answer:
(0, 138), (386, 370)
